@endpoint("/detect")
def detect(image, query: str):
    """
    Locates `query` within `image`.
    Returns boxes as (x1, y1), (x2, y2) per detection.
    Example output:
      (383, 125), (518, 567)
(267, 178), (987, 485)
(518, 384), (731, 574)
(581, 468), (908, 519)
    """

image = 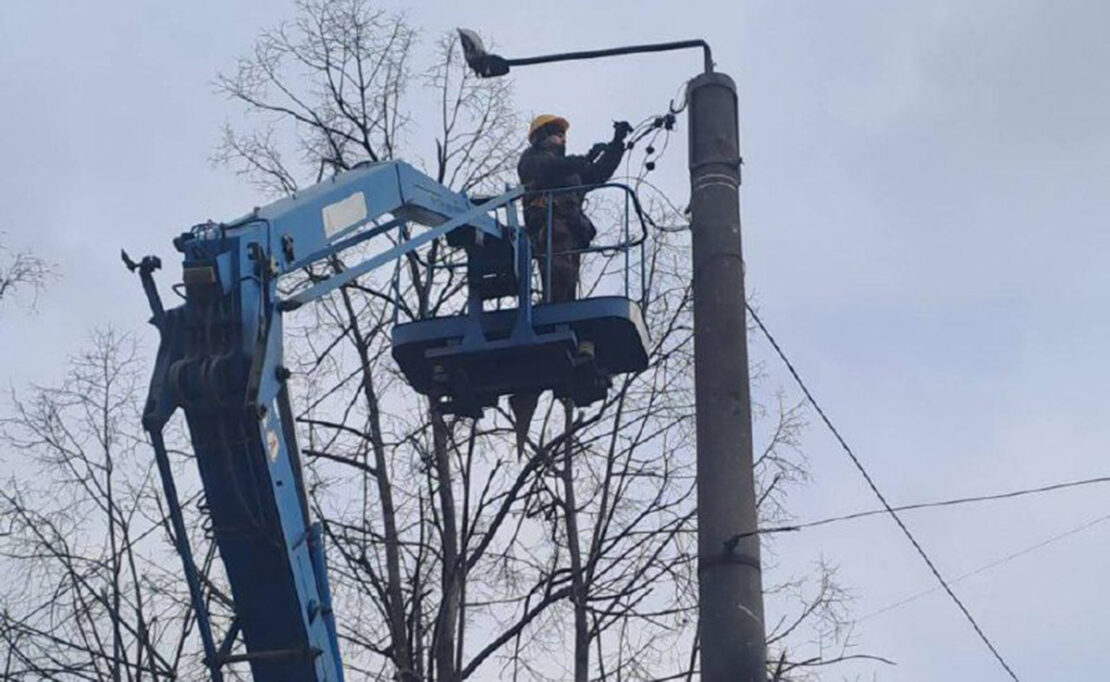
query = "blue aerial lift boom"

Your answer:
(125, 159), (649, 681)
